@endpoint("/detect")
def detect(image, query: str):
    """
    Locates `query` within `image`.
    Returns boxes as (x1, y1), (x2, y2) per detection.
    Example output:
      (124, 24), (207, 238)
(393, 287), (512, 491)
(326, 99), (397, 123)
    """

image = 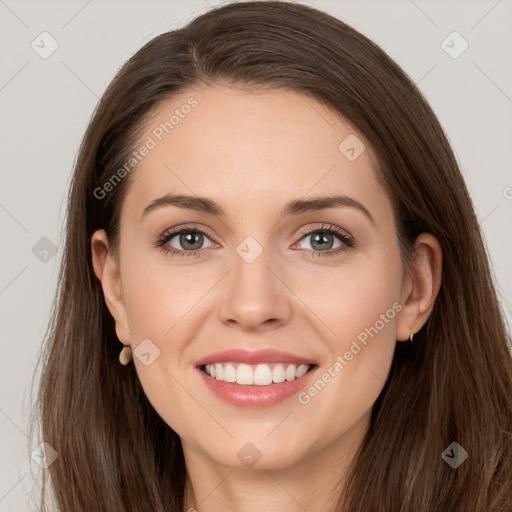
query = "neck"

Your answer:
(182, 413), (369, 512)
